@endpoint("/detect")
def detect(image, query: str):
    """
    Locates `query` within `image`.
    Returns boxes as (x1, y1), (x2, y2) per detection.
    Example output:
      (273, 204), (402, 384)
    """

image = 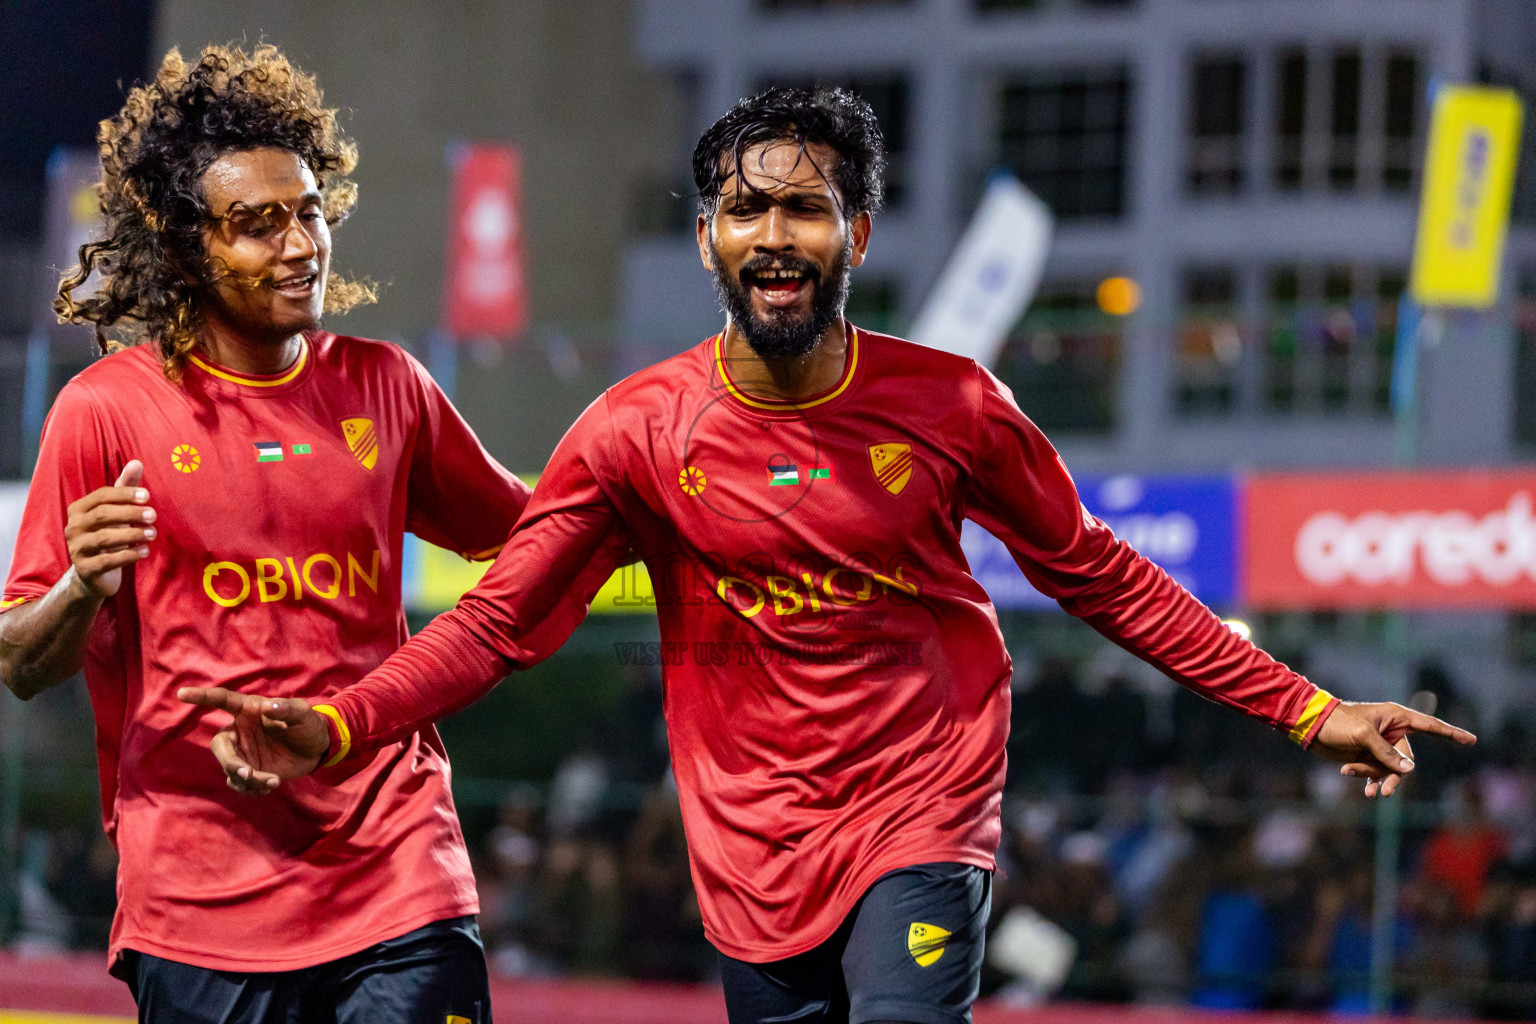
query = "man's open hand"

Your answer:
(177, 686), (330, 794)
(1311, 700), (1476, 798)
